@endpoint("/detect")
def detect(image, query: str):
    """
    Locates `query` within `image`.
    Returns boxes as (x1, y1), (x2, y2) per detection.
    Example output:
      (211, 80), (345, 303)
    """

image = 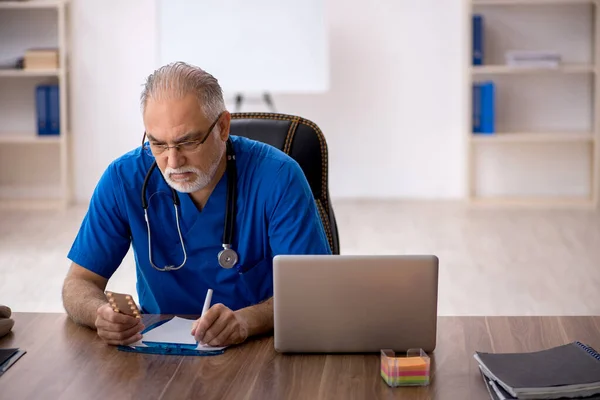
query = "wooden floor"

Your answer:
(1, 200), (599, 316)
